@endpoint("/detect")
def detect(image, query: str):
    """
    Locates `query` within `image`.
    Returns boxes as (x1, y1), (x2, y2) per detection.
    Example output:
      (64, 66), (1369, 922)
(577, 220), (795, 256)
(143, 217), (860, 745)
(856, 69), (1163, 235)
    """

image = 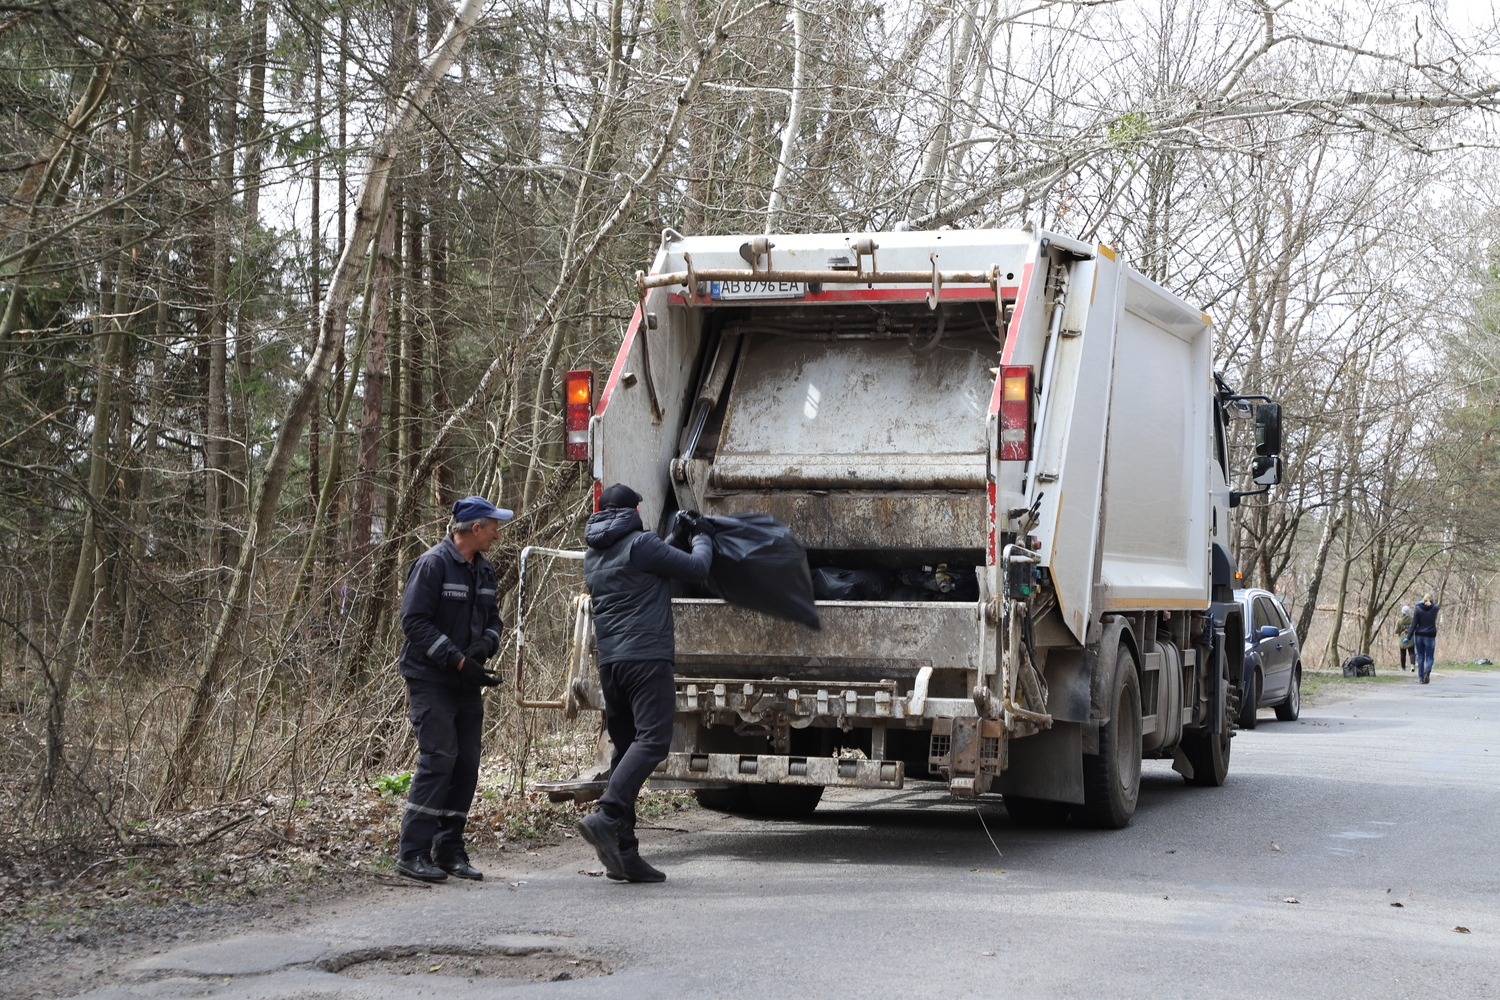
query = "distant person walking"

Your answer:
(1396, 604), (1414, 672)
(1410, 594), (1440, 684)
